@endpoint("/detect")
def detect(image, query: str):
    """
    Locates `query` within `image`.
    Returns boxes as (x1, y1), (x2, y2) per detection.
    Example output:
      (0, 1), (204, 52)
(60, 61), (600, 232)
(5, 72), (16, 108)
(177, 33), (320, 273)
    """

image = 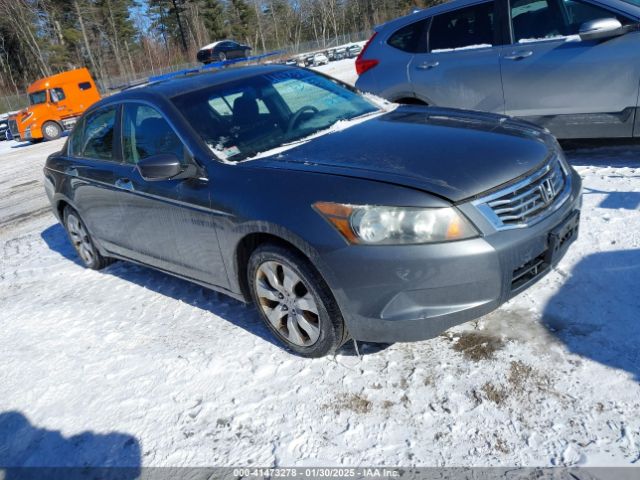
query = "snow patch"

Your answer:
(431, 44), (493, 53)
(518, 34), (581, 44)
